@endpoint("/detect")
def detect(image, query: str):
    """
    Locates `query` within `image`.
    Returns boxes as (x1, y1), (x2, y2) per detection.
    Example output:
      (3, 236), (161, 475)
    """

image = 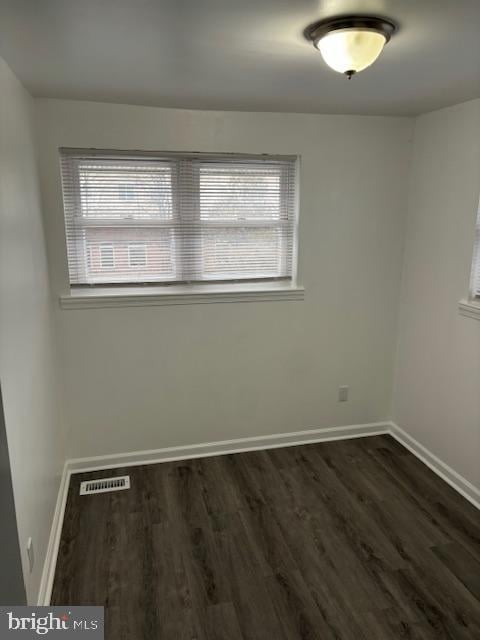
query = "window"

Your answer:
(60, 149), (298, 288)
(99, 244), (114, 269)
(471, 207), (480, 299)
(118, 183), (136, 201)
(128, 243), (147, 268)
